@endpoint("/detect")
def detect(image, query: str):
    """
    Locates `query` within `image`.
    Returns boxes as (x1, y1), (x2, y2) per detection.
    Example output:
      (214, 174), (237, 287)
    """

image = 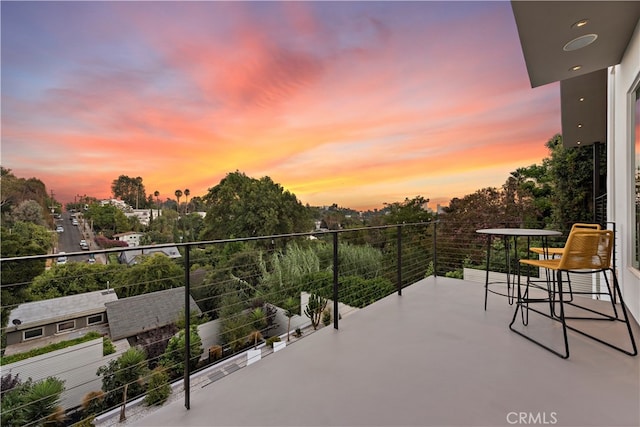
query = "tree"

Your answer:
(283, 297), (297, 341)
(29, 262), (121, 300)
(9, 200), (46, 226)
(1, 168), (51, 227)
(174, 189), (183, 212)
(0, 376), (65, 427)
(111, 175), (147, 209)
(247, 307), (267, 349)
(545, 134), (595, 232)
(96, 347), (148, 420)
(304, 293), (328, 330)
(184, 189), (190, 213)
(1, 222), (51, 328)
(114, 253), (184, 298)
(382, 196), (433, 225)
(84, 204), (130, 238)
(159, 327), (203, 377)
(201, 171), (312, 241)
